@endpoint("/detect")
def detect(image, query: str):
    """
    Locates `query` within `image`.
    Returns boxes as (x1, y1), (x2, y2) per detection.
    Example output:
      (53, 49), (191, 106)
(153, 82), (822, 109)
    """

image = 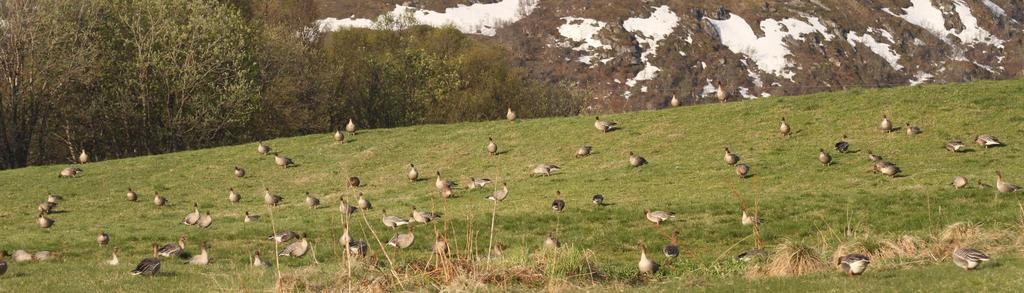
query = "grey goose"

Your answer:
(130, 244), (161, 276)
